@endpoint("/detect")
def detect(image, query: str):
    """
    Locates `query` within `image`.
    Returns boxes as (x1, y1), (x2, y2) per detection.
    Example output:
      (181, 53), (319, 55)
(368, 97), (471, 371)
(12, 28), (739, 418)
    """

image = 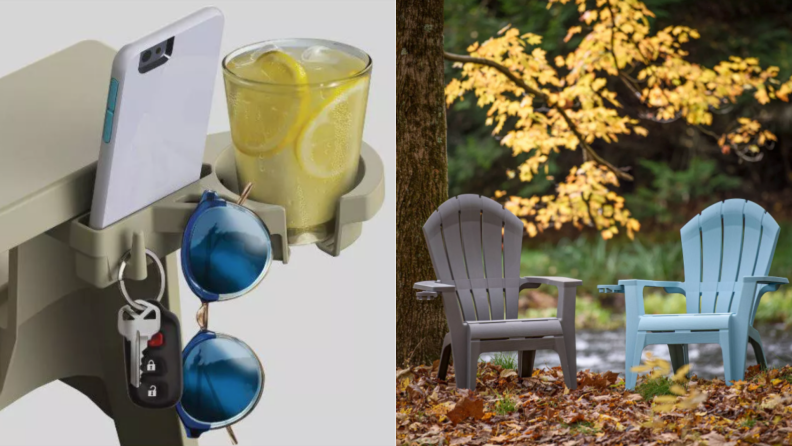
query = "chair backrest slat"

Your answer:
(502, 207), (523, 319)
(754, 212), (780, 277)
(458, 195), (493, 320)
(437, 198), (478, 320)
(737, 202), (766, 279)
(481, 197), (507, 319)
(681, 215), (702, 313)
(699, 202), (724, 312)
(680, 199), (780, 315)
(424, 212), (453, 281)
(714, 200), (745, 312)
(750, 211), (781, 323)
(423, 195), (524, 322)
